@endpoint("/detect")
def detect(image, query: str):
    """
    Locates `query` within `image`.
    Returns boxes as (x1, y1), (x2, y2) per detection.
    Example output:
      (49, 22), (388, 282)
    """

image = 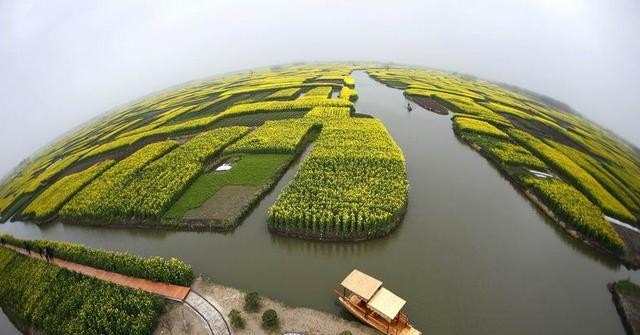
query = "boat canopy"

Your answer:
(340, 269), (383, 301)
(367, 287), (407, 321)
